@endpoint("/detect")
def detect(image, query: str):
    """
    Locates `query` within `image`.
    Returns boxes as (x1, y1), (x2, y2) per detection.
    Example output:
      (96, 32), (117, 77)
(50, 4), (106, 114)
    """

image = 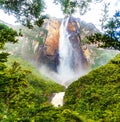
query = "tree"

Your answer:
(0, 23), (37, 121)
(99, 2), (110, 31)
(0, 0), (46, 28)
(86, 10), (120, 50)
(104, 11), (120, 42)
(0, 23), (18, 71)
(0, 23), (18, 119)
(53, 0), (92, 16)
(0, 0), (99, 28)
